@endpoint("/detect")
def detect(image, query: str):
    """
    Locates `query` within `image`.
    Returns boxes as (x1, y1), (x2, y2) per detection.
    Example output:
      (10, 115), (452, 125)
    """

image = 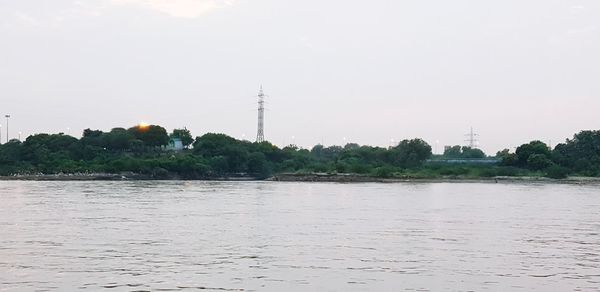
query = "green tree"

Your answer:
(247, 152), (271, 178)
(81, 129), (105, 148)
(461, 147), (486, 159)
(193, 133), (239, 156)
(443, 146), (485, 159)
(443, 146), (463, 158)
(104, 128), (133, 151)
(171, 128), (194, 148)
(515, 141), (551, 167)
(0, 140), (23, 164)
(128, 125), (170, 147)
(193, 133), (250, 173)
(496, 149), (517, 166)
(344, 143), (360, 151)
(553, 131), (600, 174)
(310, 145), (343, 161)
(390, 139), (432, 168)
(526, 154), (553, 170)
(545, 165), (569, 179)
